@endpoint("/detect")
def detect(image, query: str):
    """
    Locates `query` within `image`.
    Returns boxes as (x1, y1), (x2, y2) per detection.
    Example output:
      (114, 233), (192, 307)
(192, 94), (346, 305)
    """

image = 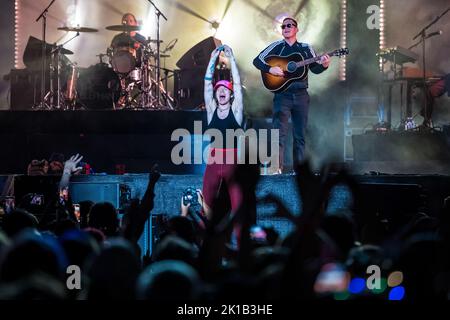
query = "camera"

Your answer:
(182, 187), (200, 207)
(73, 204), (80, 222)
(30, 194), (44, 206)
(0, 196), (15, 215)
